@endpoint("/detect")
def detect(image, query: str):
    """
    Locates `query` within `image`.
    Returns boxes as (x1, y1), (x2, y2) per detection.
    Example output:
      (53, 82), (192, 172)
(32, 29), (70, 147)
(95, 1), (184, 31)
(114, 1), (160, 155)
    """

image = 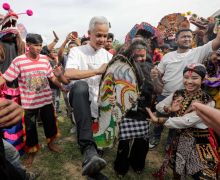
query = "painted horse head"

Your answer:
(189, 13), (219, 46)
(157, 13), (190, 50)
(124, 22), (163, 57)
